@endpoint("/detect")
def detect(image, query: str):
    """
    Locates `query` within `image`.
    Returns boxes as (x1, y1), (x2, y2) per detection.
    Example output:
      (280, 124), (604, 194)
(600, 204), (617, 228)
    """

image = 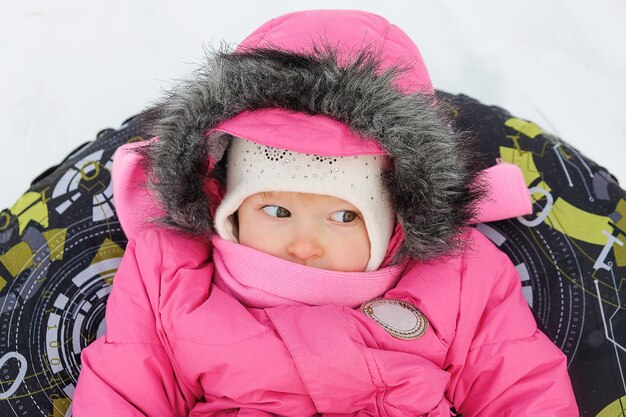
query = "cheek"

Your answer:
(328, 228), (371, 271)
(238, 215), (282, 254)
